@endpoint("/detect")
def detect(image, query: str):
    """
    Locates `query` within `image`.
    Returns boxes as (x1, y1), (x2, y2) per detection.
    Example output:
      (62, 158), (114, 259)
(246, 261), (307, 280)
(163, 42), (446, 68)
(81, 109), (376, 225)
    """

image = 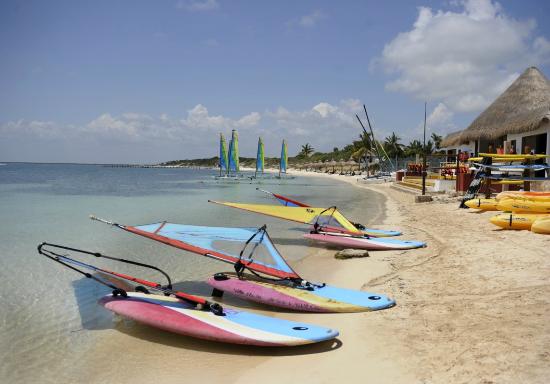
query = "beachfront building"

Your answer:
(441, 66), (550, 156)
(440, 130), (474, 162)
